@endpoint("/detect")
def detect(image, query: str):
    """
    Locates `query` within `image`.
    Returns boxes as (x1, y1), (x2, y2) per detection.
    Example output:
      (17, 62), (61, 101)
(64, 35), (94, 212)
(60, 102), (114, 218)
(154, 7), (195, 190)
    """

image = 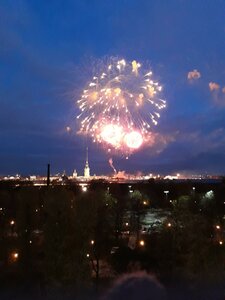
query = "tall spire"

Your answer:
(84, 147), (90, 178)
(86, 147), (89, 165)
